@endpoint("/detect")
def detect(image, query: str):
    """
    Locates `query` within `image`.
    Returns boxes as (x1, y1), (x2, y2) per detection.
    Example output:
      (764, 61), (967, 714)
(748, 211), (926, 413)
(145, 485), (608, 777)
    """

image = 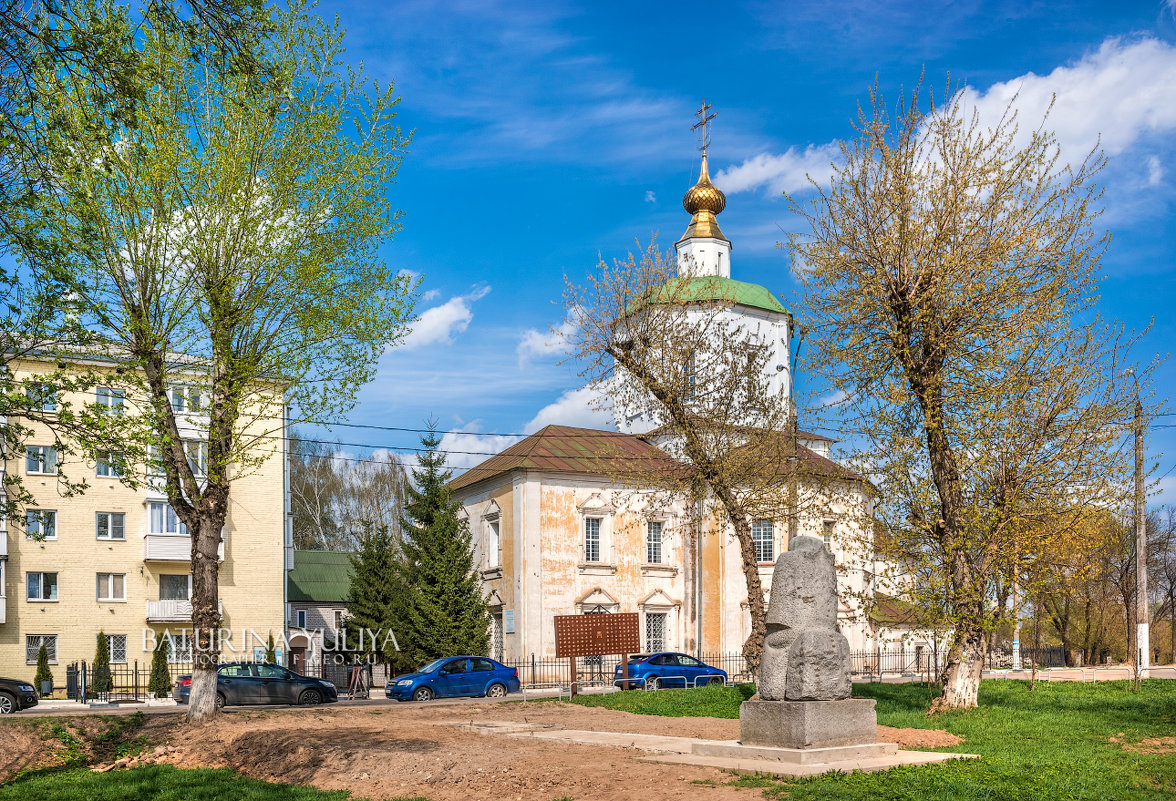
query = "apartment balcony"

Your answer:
(146, 599), (223, 623)
(0, 594), (6, 624)
(143, 534), (224, 562)
(0, 531), (7, 559)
